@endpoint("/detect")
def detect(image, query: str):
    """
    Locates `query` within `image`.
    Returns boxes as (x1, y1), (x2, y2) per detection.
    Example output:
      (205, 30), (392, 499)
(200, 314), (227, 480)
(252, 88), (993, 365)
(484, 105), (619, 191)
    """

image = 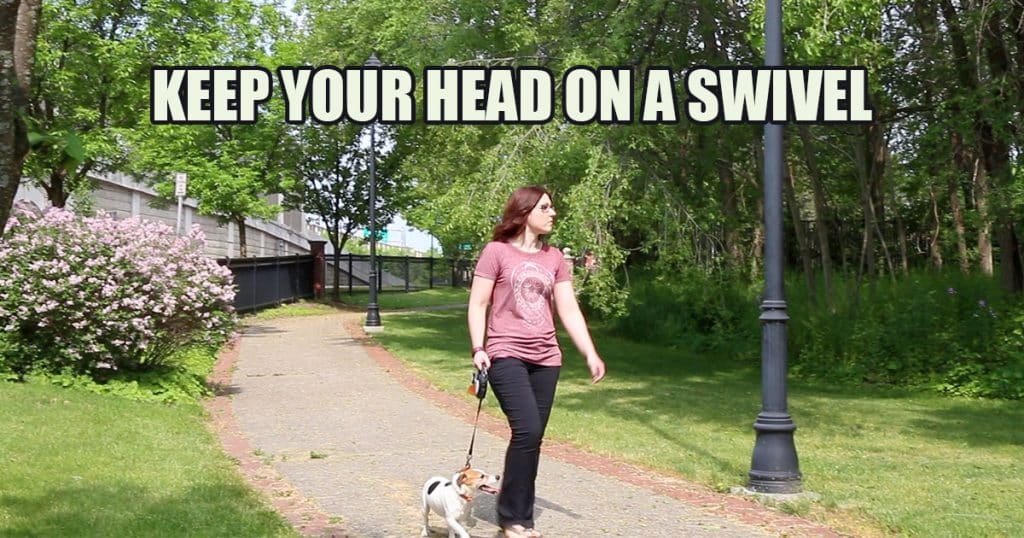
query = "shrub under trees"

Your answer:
(613, 270), (1024, 400)
(0, 208), (236, 395)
